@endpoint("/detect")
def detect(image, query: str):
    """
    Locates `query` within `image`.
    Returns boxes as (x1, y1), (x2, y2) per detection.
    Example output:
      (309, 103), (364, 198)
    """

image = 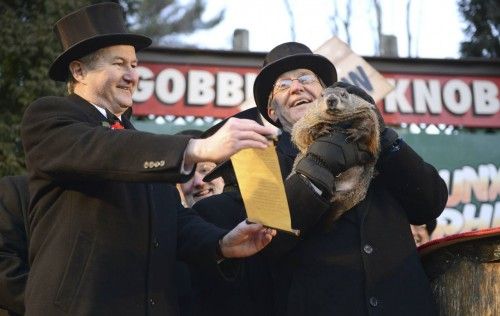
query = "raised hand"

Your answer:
(184, 118), (278, 165)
